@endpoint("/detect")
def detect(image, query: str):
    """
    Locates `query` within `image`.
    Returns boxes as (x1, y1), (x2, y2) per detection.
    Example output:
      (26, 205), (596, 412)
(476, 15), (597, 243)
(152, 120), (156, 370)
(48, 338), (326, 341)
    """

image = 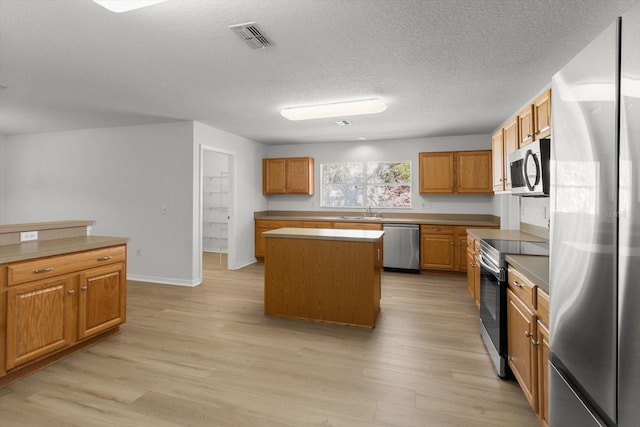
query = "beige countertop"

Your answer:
(467, 228), (547, 242)
(505, 254), (550, 294)
(263, 227), (384, 242)
(0, 236), (129, 264)
(255, 211), (499, 227)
